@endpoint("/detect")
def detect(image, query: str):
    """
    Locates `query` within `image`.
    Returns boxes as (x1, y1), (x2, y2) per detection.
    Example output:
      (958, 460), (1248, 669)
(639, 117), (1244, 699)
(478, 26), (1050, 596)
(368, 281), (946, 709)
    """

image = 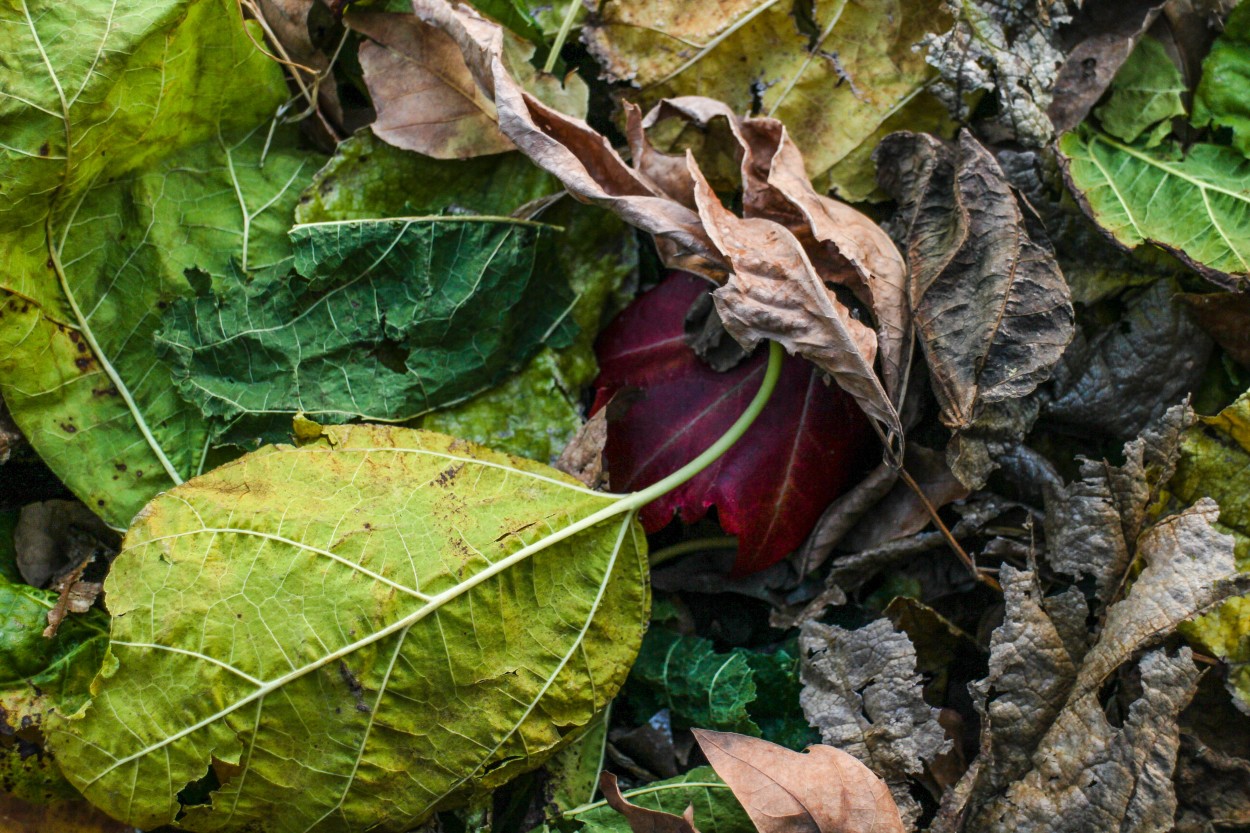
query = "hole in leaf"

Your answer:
(371, 336), (410, 374)
(177, 756), (242, 812)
